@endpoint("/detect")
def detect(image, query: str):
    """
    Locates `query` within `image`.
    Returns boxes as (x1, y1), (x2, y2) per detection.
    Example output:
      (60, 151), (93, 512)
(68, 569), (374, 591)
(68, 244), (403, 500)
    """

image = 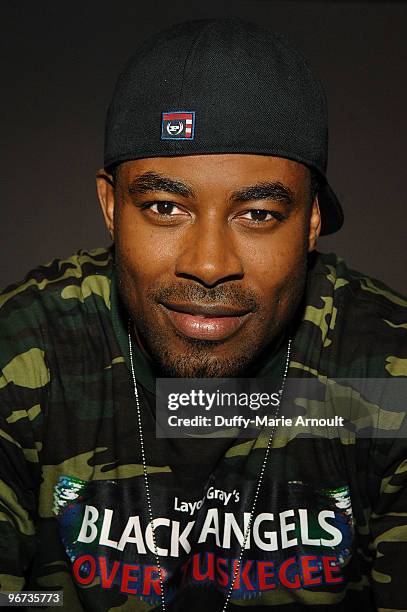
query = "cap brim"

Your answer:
(318, 181), (344, 236)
